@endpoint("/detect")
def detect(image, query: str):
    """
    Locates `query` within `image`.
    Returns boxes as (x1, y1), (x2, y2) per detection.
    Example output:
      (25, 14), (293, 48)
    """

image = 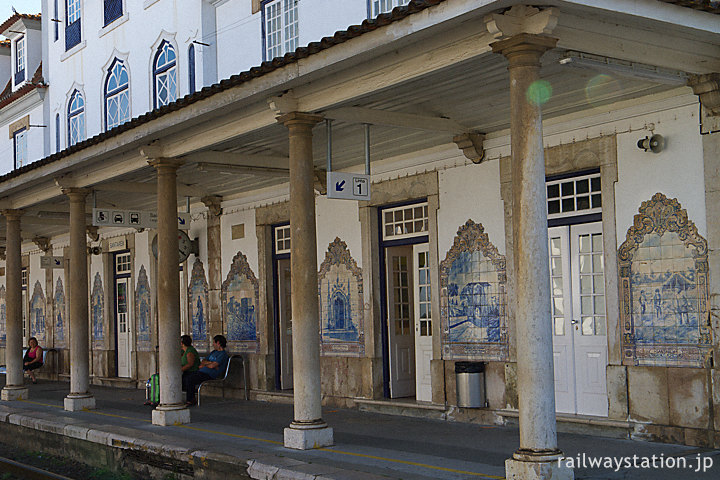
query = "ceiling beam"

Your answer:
(324, 107), (469, 134)
(93, 181), (207, 197)
(196, 162), (290, 177)
(186, 151), (289, 169)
